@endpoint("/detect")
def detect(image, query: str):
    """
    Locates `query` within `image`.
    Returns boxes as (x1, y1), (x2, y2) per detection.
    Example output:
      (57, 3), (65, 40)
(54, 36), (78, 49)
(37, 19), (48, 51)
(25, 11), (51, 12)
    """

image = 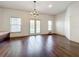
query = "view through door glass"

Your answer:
(30, 20), (35, 34)
(30, 20), (40, 35)
(36, 20), (40, 34)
